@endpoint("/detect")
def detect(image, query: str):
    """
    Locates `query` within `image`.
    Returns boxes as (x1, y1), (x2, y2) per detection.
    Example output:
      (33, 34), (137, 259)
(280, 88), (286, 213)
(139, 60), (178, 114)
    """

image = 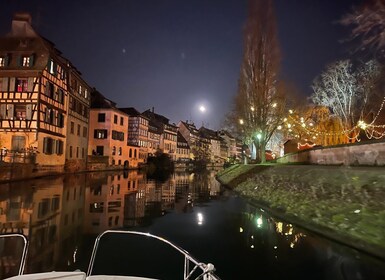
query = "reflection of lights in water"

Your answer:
(197, 212), (204, 225)
(73, 247), (78, 264)
(256, 216), (263, 228)
(250, 245), (254, 249)
(290, 242), (295, 248)
(274, 246), (277, 250)
(239, 227), (244, 233)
